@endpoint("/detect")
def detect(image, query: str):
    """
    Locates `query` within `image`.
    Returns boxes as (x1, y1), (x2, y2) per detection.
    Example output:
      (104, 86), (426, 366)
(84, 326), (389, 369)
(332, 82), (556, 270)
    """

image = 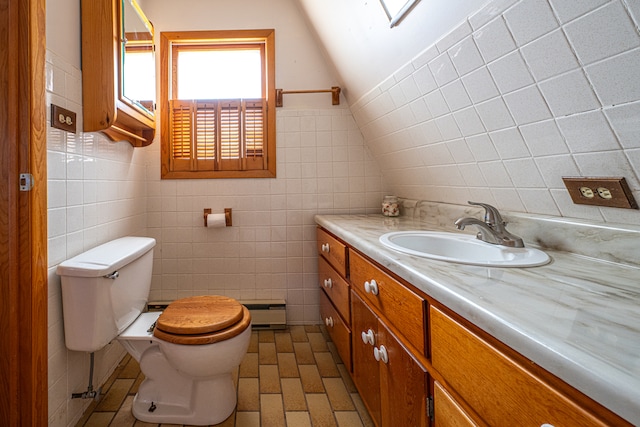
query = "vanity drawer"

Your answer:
(319, 289), (351, 371)
(430, 306), (610, 427)
(318, 256), (350, 323)
(434, 381), (480, 427)
(317, 227), (348, 278)
(350, 250), (426, 356)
